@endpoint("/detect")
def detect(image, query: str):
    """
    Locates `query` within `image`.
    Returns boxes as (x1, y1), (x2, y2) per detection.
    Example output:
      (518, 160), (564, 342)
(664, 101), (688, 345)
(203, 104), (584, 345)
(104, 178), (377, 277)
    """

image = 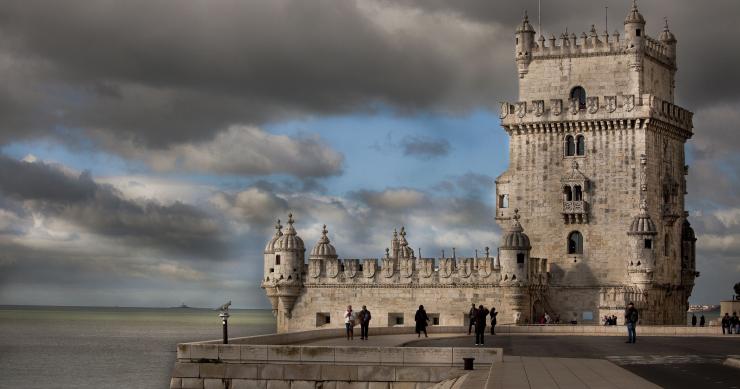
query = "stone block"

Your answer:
(181, 378), (204, 389)
(389, 383), (416, 389)
(300, 346), (335, 363)
(336, 383), (369, 389)
(232, 379), (267, 389)
(266, 381), (291, 389)
(357, 366), (395, 381)
(203, 379), (225, 389)
(321, 365), (358, 381)
(170, 378), (182, 389)
(177, 344), (190, 360)
(225, 364), (259, 379)
(284, 364), (321, 381)
(368, 383), (390, 389)
(191, 344), (219, 360)
(380, 348), (403, 365)
(403, 348), (452, 365)
(219, 345), (240, 361)
(336, 347), (381, 365)
(199, 363), (226, 378)
(395, 367), (431, 382)
(172, 362), (199, 378)
(452, 347), (502, 364)
(241, 345), (269, 362)
(290, 381), (316, 389)
(260, 364), (285, 380)
(321, 382), (337, 389)
(268, 346), (302, 362)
